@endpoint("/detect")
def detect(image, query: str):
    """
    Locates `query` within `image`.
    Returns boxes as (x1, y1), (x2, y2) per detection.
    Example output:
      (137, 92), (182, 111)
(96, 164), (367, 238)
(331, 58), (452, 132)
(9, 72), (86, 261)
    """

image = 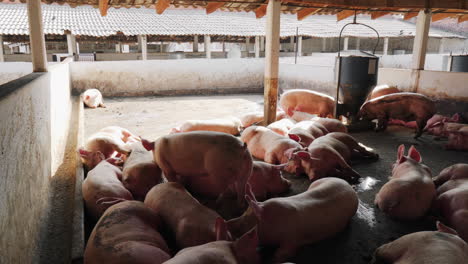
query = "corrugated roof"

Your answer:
(0, 3), (465, 38)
